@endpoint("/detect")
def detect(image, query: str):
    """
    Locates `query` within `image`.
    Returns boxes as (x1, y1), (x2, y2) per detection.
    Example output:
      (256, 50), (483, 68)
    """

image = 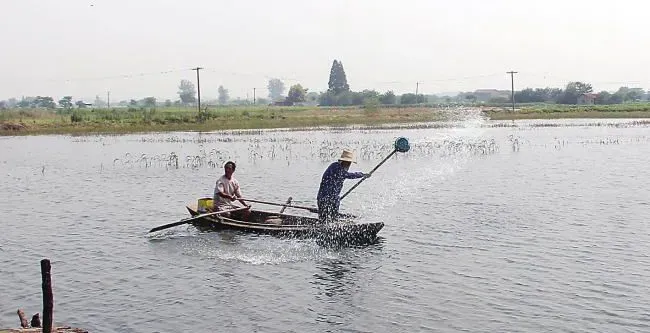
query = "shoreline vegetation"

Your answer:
(2, 103), (650, 136)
